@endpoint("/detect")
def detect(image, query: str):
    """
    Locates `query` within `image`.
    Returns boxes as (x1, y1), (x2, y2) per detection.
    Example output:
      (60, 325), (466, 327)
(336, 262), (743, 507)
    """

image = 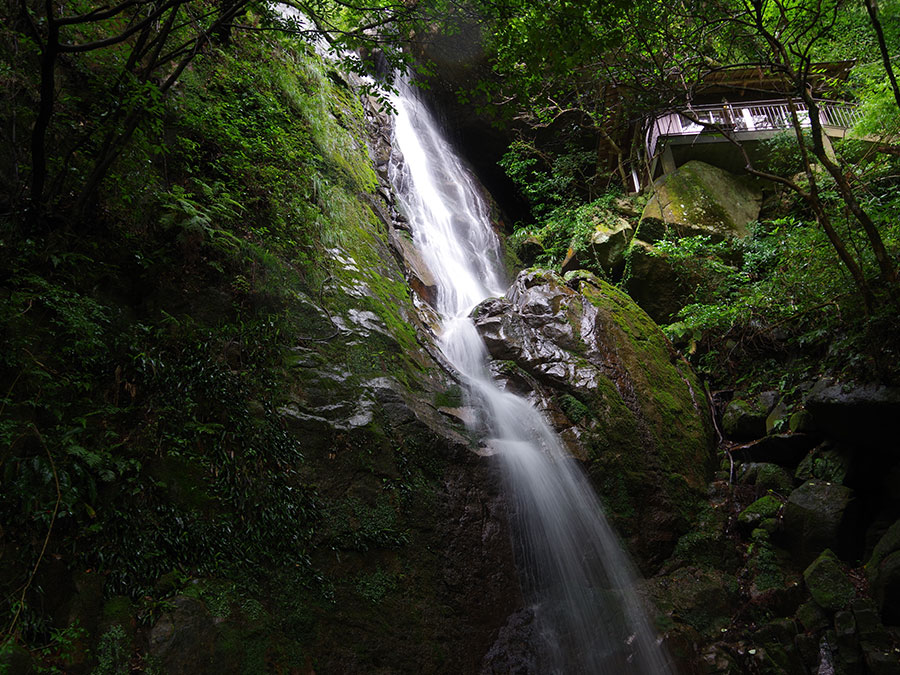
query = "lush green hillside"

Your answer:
(0, 7), (519, 672)
(3, 0), (900, 672)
